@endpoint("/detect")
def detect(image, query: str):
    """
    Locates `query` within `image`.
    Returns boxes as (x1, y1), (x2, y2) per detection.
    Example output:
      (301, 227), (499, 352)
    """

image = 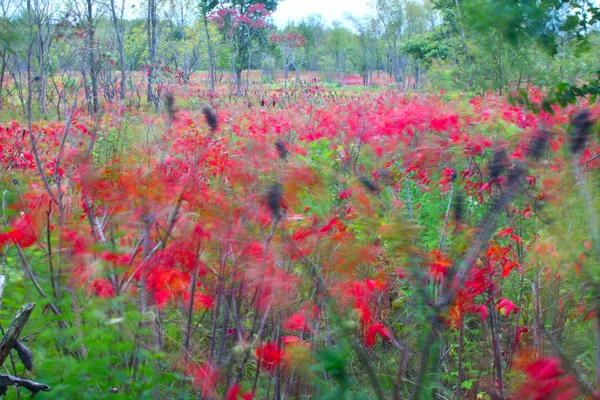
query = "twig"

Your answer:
(405, 177), (413, 221)
(14, 244), (63, 319)
(438, 183), (454, 251)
